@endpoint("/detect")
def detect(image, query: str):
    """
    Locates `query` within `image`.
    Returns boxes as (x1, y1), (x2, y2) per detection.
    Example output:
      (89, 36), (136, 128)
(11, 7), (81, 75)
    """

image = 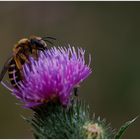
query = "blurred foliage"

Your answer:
(0, 1), (139, 138)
